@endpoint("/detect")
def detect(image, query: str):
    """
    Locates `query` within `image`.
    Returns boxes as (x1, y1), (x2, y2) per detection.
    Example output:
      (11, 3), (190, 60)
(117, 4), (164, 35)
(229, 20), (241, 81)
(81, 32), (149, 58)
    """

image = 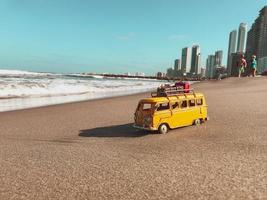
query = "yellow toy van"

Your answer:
(134, 87), (208, 134)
